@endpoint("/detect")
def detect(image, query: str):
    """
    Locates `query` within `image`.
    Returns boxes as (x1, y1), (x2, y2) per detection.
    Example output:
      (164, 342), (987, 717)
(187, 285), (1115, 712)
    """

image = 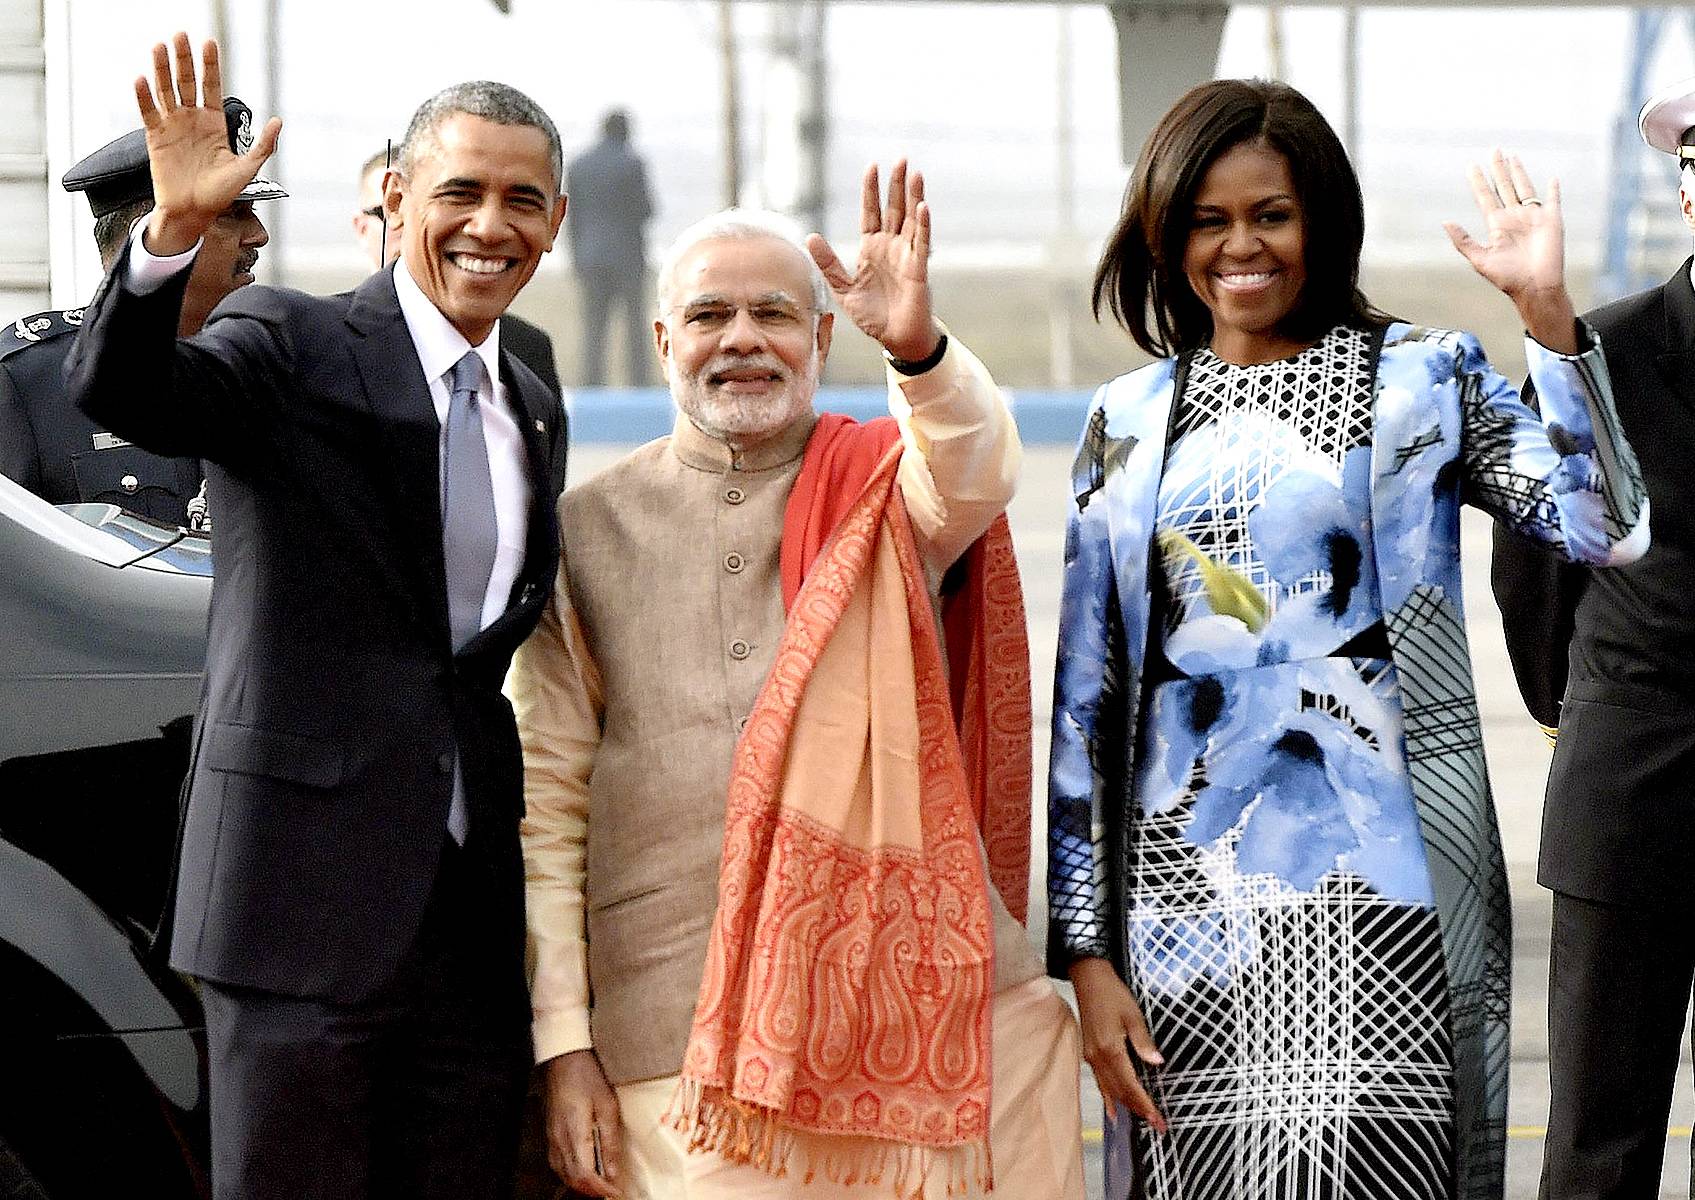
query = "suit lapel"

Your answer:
(344, 266), (452, 645)
(502, 351), (555, 502)
(343, 272), (561, 657)
(503, 351), (559, 601)
(1653, 258), (1695, 420)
